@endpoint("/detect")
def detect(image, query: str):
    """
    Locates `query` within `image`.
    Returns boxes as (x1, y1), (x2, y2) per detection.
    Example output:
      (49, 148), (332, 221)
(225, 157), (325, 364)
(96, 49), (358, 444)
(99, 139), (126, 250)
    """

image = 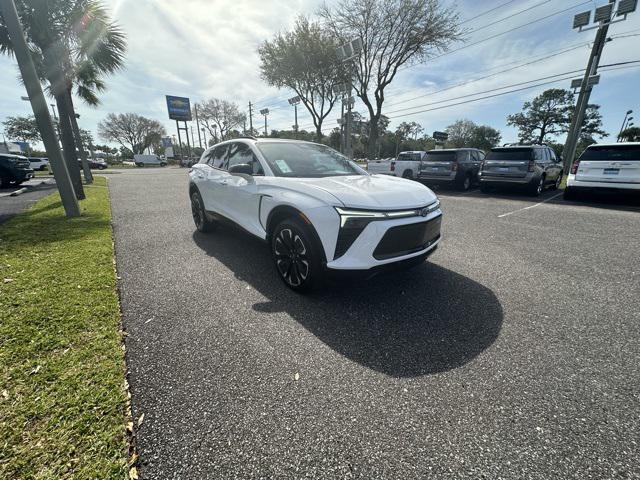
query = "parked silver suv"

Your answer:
(479, 145), (563, 196)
